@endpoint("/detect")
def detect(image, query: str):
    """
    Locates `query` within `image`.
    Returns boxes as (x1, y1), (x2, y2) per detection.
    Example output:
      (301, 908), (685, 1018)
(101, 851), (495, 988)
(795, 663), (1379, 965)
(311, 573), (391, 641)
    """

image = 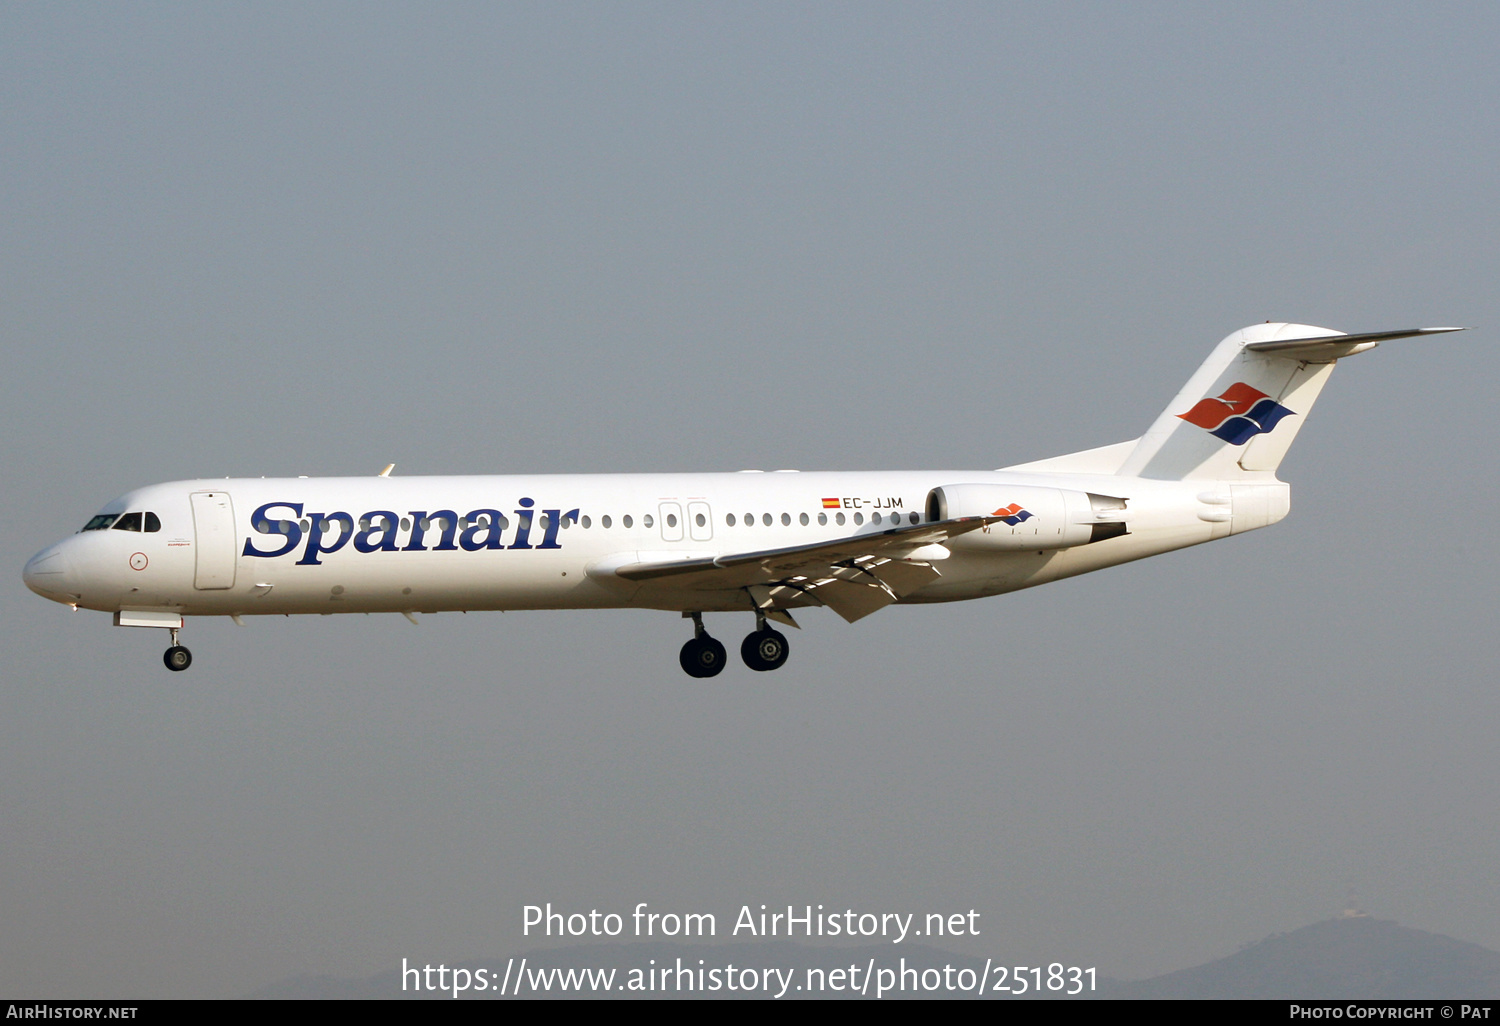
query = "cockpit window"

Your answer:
(82, 514), (119, 532)
(144, 512), (161, 532)
(112, 512), (144, 532)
